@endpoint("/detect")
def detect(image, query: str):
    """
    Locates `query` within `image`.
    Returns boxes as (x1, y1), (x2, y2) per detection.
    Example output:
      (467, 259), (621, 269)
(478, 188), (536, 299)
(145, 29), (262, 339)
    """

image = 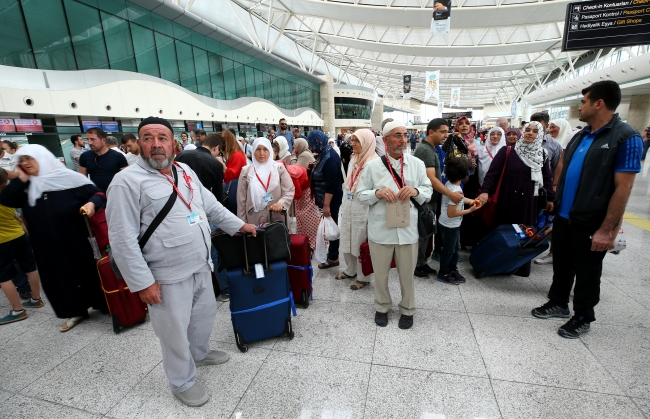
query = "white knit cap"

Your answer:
(382, 121), (407, 136)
